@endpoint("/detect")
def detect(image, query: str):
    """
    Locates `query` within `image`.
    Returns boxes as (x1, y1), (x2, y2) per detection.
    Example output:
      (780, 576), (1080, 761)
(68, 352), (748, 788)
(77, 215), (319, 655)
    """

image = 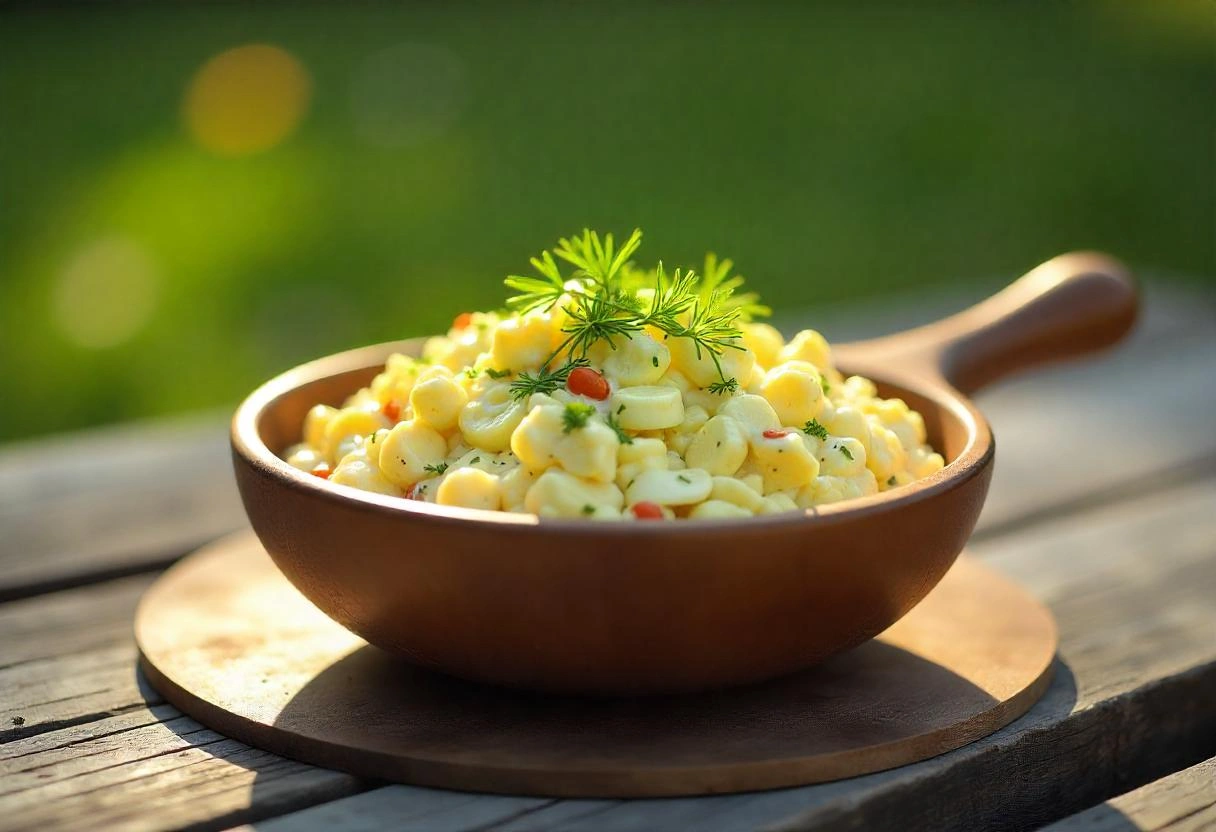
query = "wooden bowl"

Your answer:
(232, 253), (1136, 695)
